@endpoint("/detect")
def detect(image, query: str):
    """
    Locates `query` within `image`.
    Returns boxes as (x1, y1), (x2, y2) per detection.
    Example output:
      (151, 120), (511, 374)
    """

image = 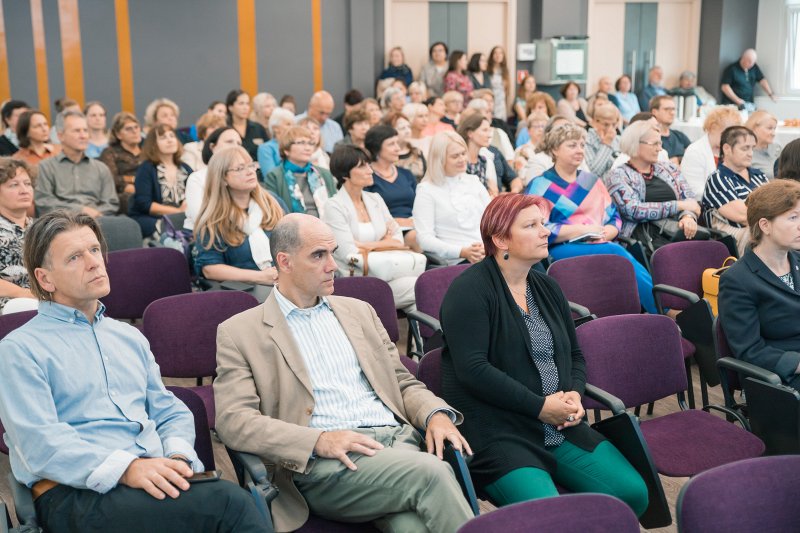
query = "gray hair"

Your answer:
(55, 110), (86, 133)
(381, 87), (403, 109)
(466, 98), (489, 112)
(679, 70), (696, 81)
(541, 123), (586, 159)
(619, 120), (659, 158)
(268, 107), (295, 137)
(269, 215), (303, 271)
(23, 210), (107, 301)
